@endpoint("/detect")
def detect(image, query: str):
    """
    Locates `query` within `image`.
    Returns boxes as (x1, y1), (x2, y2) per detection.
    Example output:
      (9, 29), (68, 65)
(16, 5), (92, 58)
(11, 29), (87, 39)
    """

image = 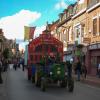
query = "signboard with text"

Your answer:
(88, 43), (100, 50)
